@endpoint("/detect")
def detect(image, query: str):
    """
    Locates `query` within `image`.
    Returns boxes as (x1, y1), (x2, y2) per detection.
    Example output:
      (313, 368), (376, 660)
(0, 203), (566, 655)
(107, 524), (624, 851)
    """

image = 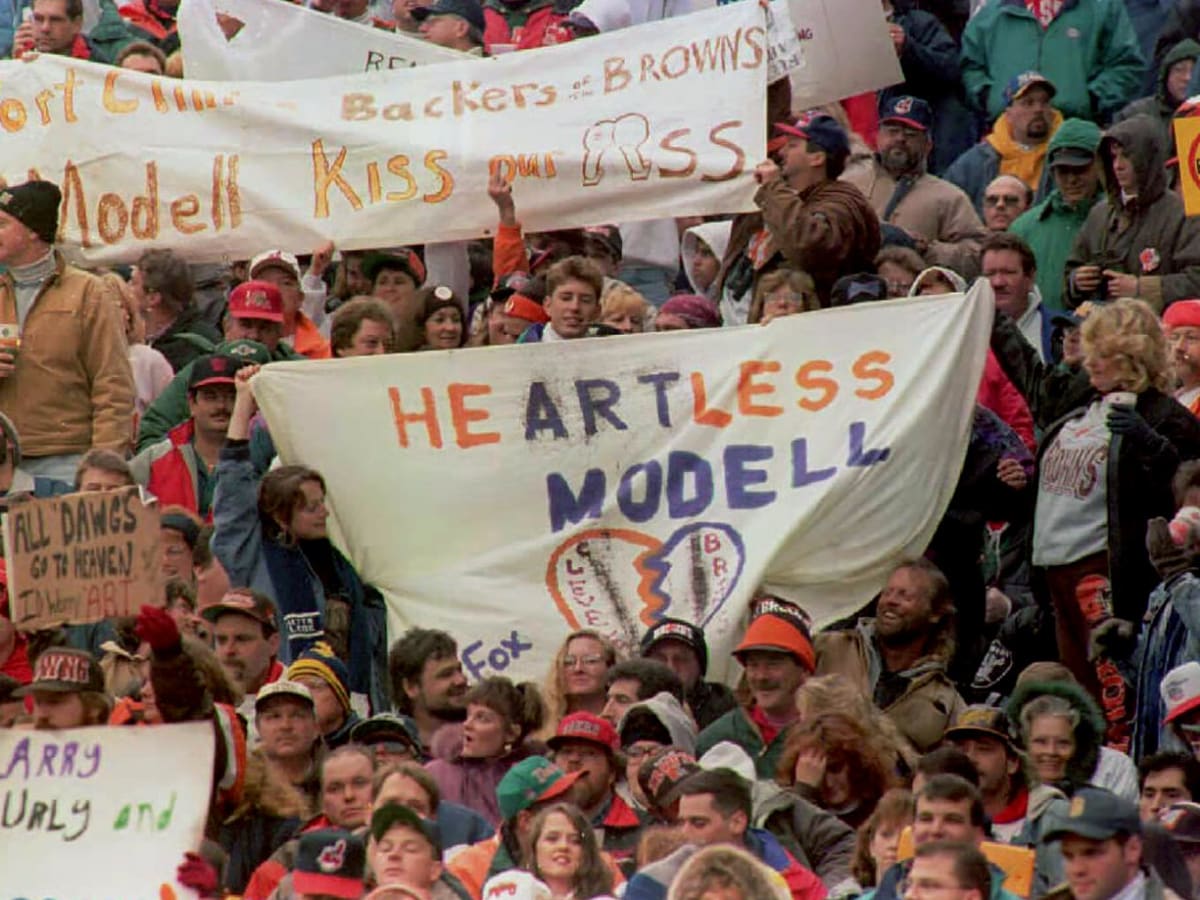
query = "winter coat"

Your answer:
(943, 111), (1060, 215)
(1010, 784), (1071, 898)
(718, 178), (881, 310)
(755, 783), (859, 894)
(814, 620), (965, 753)
(840, 160), (986, 279)
(960, 0), (1144, 123)
(1010, 119), (1105, 315)
(745, 827), (828, 900)
(211, 440), (390, 713)
(989, 312), (1095, 430)
(1133, 572), (1200, 759)
(130, 419), (207, 518)
(424, 734), (542, 828)
(696, 705), (794, 781)
(1006, 679), (1109, 796)
(0, 251), (134, 457)
(1114, 39), (1200, 154)
(1033, 388), (1200, 623)
(482, 0), (570, 51)
(1066, 115), (1200, 311)
(148, 306), (222, 373)
(1154, 2), (1200, 82)
(688, 678), (738, 731)
(135, 339), (302, 452)
(879, 0), (977, 173)
(219, 751), (306, 894)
